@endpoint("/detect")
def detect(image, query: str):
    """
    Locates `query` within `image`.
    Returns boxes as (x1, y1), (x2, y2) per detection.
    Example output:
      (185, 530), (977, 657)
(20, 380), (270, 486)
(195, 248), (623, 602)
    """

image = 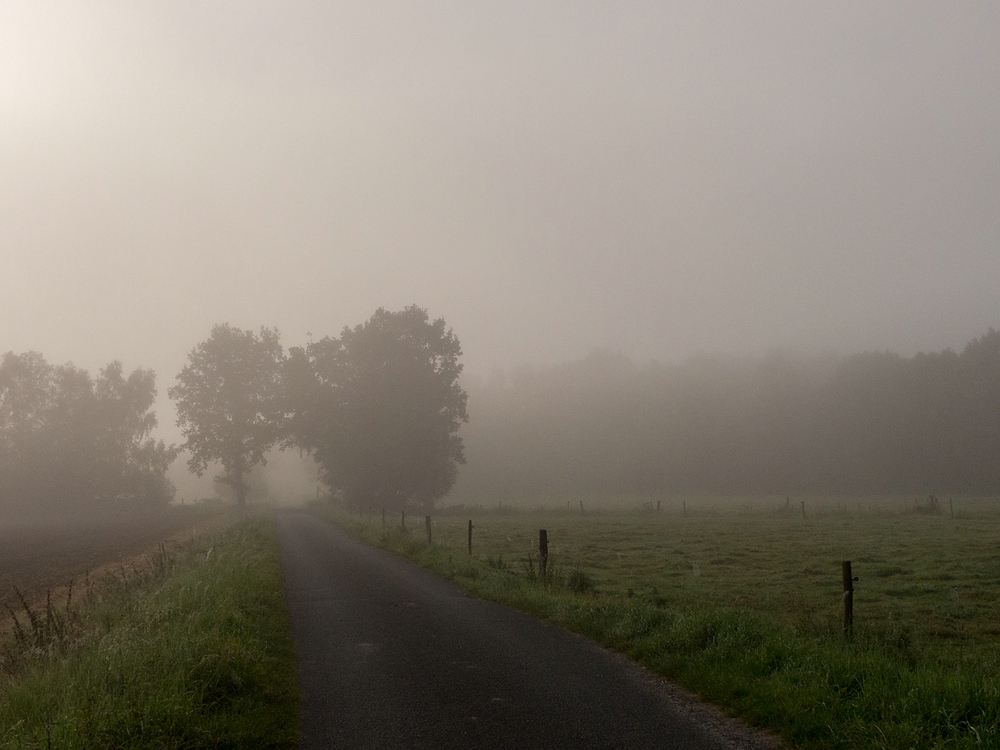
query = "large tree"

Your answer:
(287, 306), (468, 511)
(169, 325), (286, 507)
